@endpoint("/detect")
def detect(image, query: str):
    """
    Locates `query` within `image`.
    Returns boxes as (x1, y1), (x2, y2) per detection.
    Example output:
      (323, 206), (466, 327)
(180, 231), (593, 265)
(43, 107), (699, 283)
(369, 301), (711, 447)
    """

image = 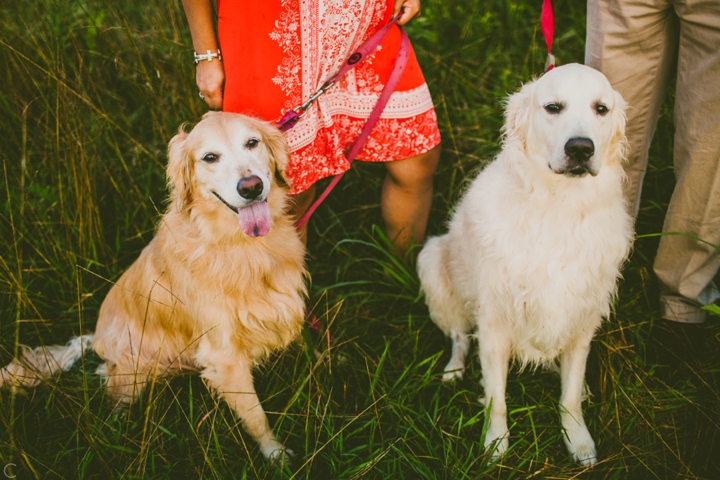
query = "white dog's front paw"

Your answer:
(571, 443), (597, 466)
(563, 425), (597, 466)
(442, 366), (464, 381)
(483, 424), (509, 459)
(442, 356), (466, 381)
